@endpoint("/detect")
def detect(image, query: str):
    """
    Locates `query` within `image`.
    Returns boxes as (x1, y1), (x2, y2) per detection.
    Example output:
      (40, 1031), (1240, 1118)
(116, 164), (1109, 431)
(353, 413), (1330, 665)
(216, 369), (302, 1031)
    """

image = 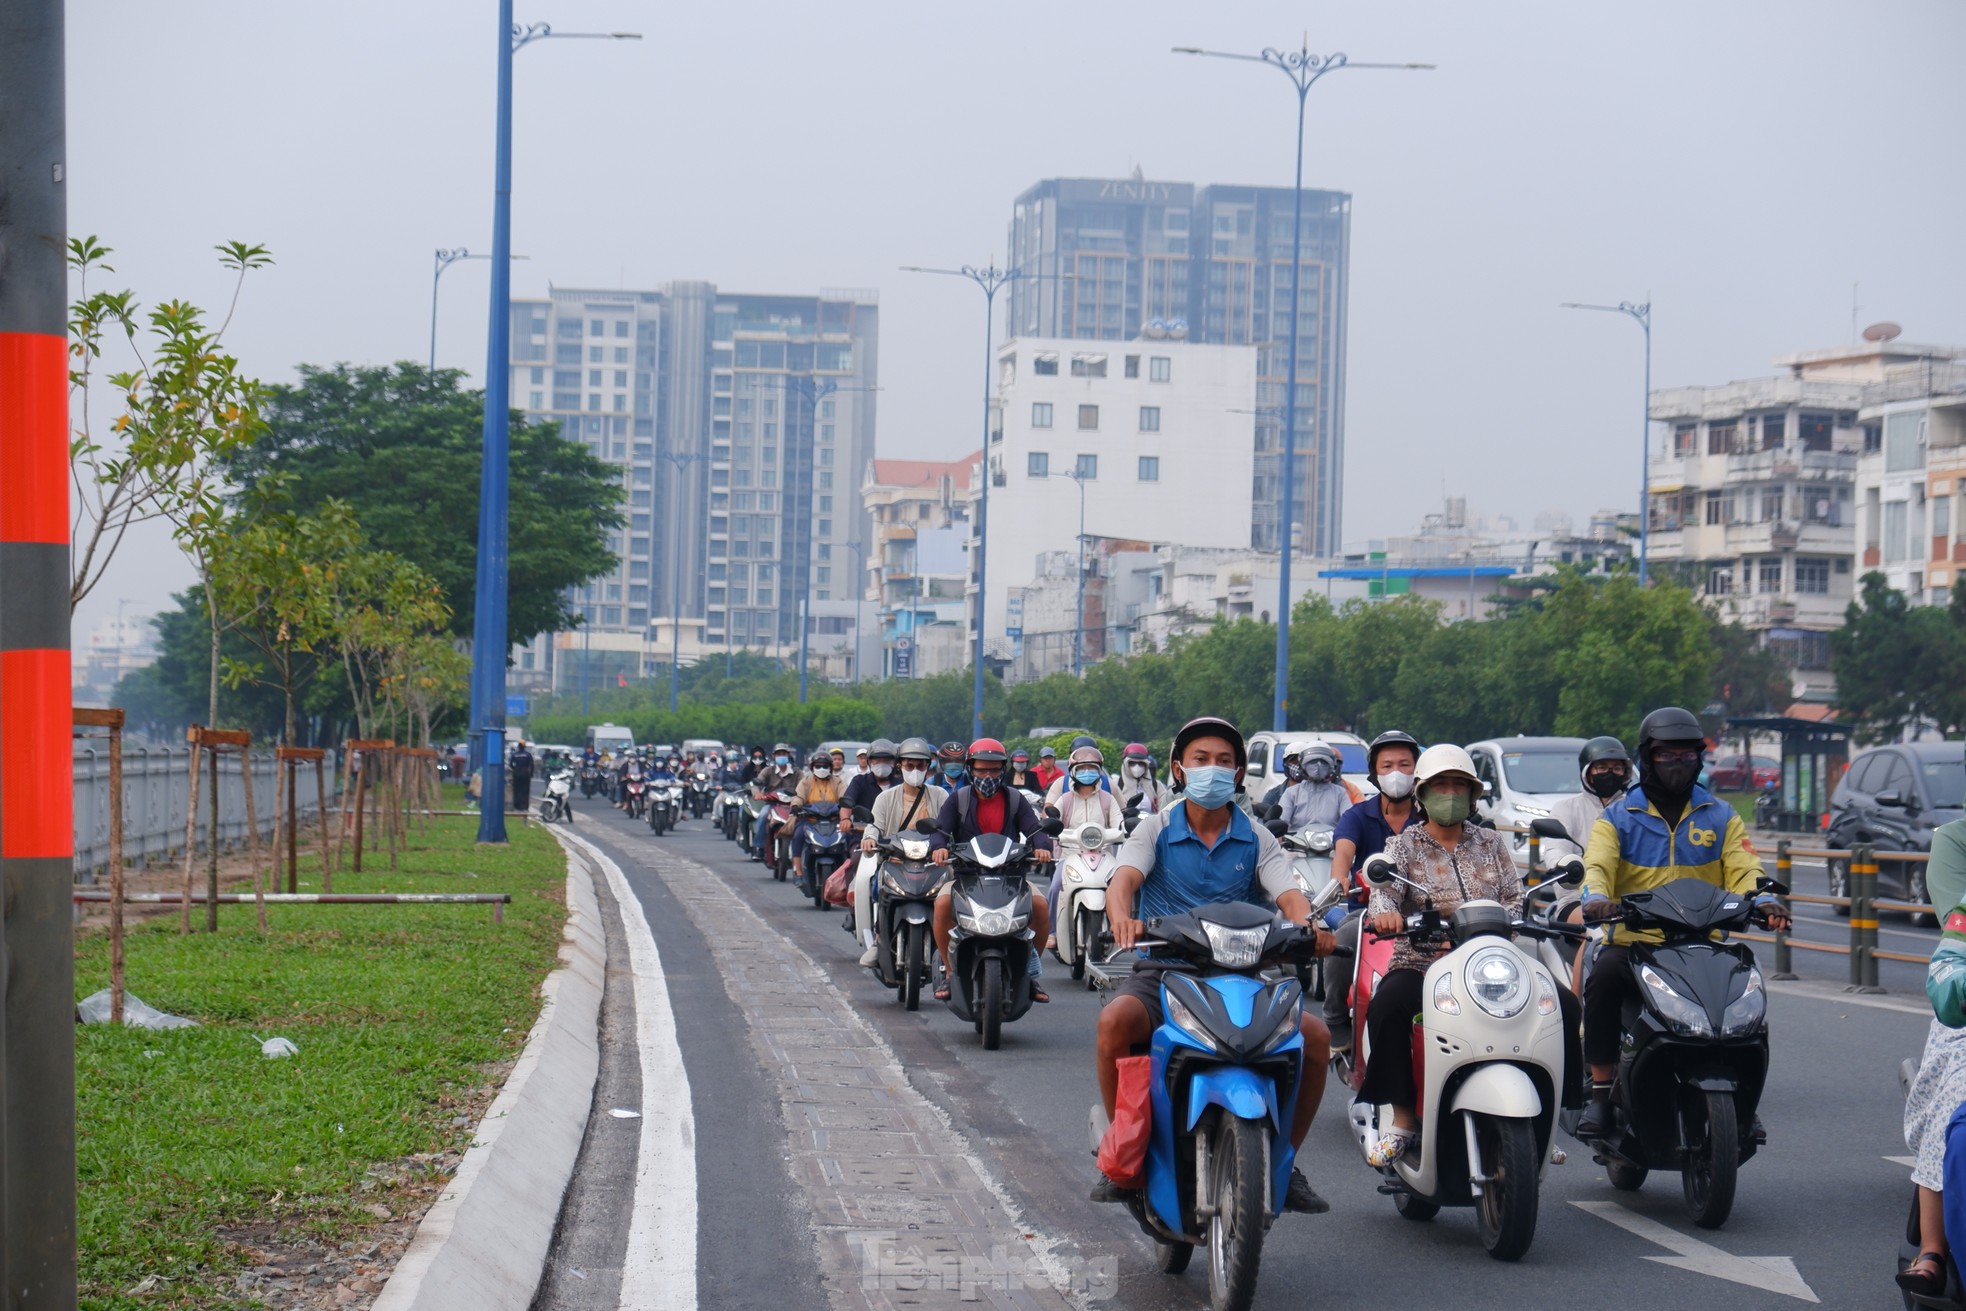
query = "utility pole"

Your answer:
(0, 1), (79, 1304)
